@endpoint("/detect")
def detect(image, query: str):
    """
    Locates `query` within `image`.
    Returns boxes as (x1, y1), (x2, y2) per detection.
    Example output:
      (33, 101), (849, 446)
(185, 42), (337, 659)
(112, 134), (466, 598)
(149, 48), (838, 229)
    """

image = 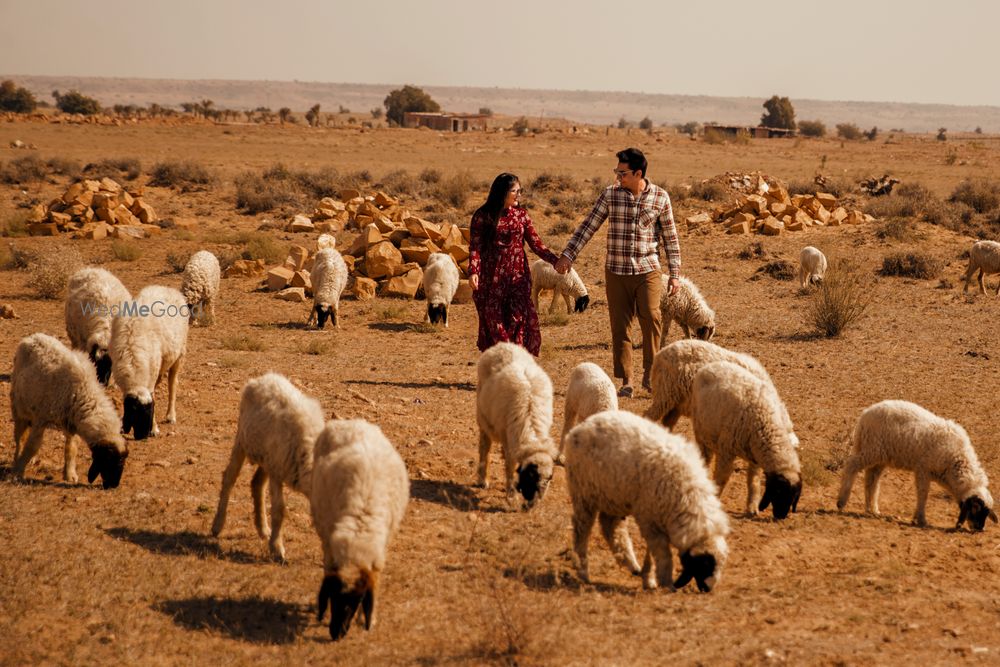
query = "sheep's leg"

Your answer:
(211, 444), (247, 537)
(475, 429), (491, 488)
(912, 471), (930, 527)
(164, 359), (181, 424)
(962, 263), (976, 292)
(251, 467), (270, 539)
(712, 455), (735, 496)
(12, 426), (45, 479)
(503, 457), (518, 507)
(548, 291), (559, 314)
(207, 297), (216, 325)
(530, 284), (541, 310)
(558, 407), (576, 465)
(13, 419), (27, 460)
(63, 433), (79, 484)
(864, 465), (885, 516)
(599, 513), (641, 575)
(978, 269), (987, 295)
(659, 313), (671, 349)
(799, 268), (807, 289)
(637, 522), (673, 590)
(267, 477), (288, 563)
(745, 463), (762, 516)
(994, 274), (1000, 297)
(836, 456), (863, 511)
(562, 292), (572, 314)
(571, 503), (596, 583)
